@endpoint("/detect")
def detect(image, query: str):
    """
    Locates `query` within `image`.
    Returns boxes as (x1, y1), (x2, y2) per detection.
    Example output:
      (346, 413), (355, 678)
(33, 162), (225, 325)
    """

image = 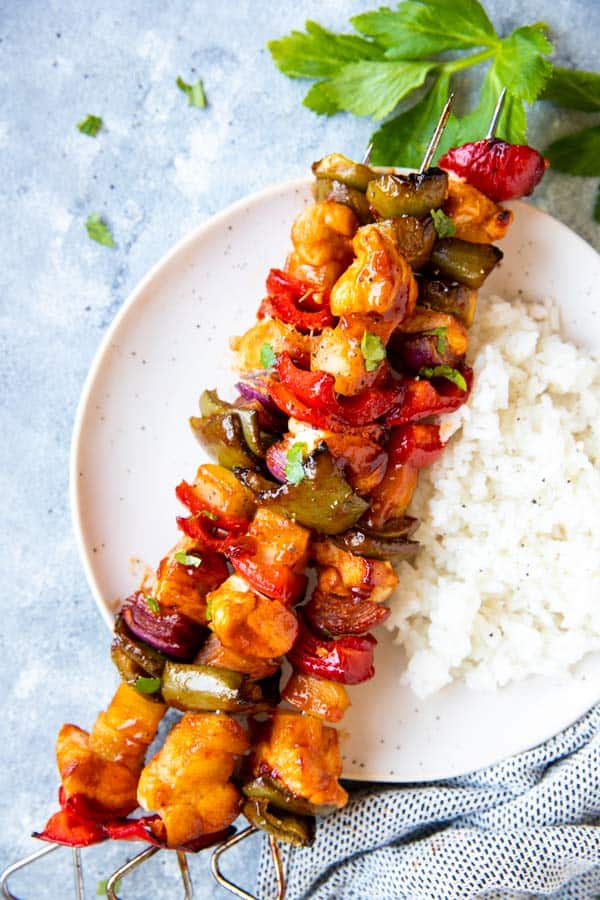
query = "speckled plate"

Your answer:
(71, 177), (600, 782)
